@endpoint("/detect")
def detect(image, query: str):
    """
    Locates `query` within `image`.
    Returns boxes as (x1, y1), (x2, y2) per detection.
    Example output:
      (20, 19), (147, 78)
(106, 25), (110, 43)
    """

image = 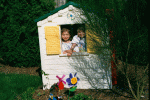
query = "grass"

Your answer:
(0, 73), (42, 100)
